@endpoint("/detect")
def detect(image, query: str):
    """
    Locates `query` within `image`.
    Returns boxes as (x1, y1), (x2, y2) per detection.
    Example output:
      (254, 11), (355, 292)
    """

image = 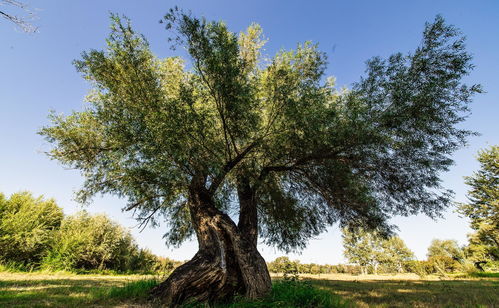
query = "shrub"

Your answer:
(42, 211), (145, 272)
(404, 260), (429, 278)
(427, 256), (462, 274)
(0, 192), (63, 266)
(153, 256), (183, 274)
(0, 191), (180, 274)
